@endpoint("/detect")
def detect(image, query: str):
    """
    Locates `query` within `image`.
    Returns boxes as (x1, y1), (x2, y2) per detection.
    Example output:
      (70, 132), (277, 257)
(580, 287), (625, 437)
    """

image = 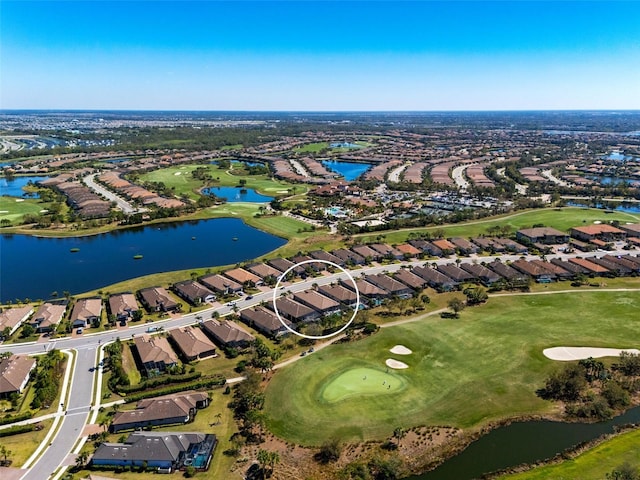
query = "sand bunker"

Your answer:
(543, 347), (640, 361)
(390, 345), (412, 355)
(386, 359), (409, 369)
(0, 210), (8, 213)
(174, 172), (182, 175)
